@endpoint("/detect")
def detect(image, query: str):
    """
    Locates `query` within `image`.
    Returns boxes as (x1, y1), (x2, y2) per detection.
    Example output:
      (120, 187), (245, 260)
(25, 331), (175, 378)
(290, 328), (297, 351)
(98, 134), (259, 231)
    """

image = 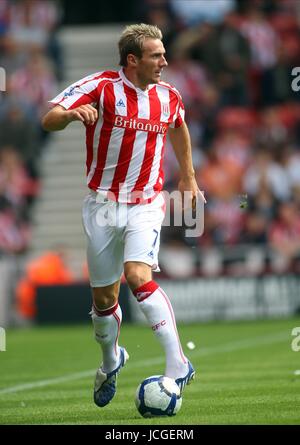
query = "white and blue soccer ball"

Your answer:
(135, 375), (182, 418)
